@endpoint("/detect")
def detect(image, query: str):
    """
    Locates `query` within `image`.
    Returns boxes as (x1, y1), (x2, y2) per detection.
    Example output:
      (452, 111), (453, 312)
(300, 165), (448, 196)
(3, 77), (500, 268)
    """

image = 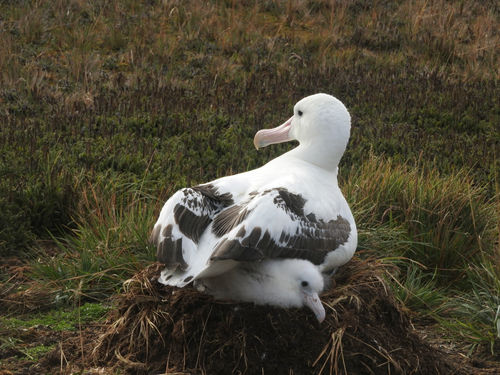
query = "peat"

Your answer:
(76, 258), (478, 374)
